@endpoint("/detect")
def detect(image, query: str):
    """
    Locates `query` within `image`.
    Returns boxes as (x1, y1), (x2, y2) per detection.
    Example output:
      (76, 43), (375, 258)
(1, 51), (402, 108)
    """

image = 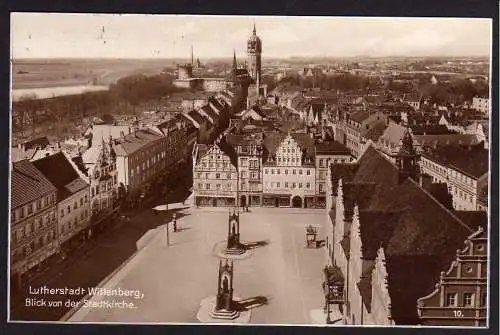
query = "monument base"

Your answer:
(197, 296), (251, 324)
(224, 247), (246, 255)
(209, 307), (240, 320)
